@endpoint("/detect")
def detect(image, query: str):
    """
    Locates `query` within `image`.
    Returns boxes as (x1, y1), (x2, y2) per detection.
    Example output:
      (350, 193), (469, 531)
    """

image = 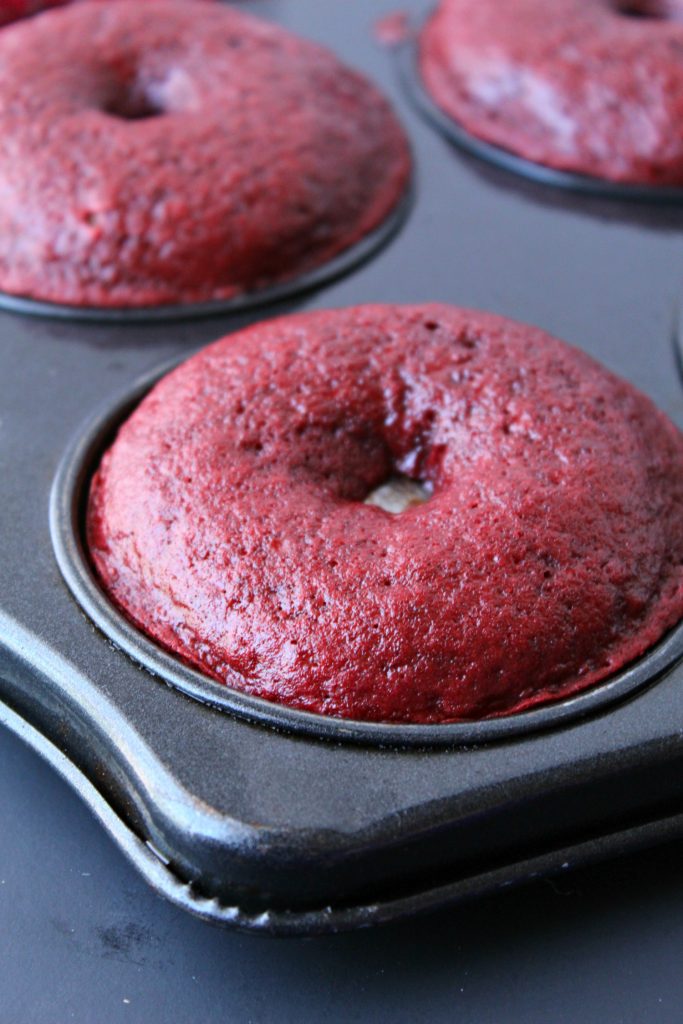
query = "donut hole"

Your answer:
(364, 474), (432, 514)
(290, 414), (436, 512)
(615, 0), (683, 19)
(102, 84), (164, 121)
